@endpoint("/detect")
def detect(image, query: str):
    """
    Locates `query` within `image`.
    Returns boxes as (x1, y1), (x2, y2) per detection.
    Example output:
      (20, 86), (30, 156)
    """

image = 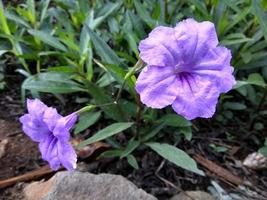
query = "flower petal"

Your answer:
(193, 46), (236, 93)
(27, 99), (48, 119)
(39, 135), (61, 170)
(174, 18), (218, 64)
(139, 26), (180, 67)
(19, 114), (50, 142)
(43, 107), (62, 132)
(136, 65), (178, 108)
(57, 141), (77, 171)
(53, 113), (77, 141)
(171, 74), (220, 120)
